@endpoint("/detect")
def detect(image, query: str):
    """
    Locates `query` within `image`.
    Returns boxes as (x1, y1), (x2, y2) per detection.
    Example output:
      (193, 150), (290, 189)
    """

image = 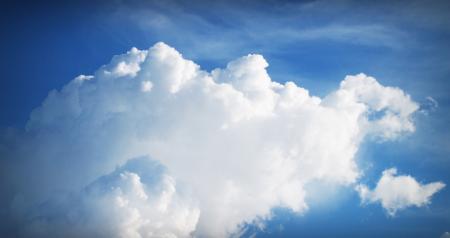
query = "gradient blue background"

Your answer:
(1, 1), (449, 237)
